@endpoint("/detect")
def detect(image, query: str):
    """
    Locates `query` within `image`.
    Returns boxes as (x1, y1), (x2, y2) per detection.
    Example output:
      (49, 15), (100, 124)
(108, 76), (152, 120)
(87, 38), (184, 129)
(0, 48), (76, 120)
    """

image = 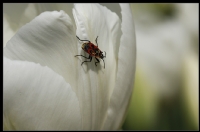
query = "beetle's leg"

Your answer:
(102, 59), (105, 69)
(95, 36), (98, 47)
(75, 54), (90, 59)
(95, 57), (100, 66)
(76, 36), (90, 42)
(75, 54), (93, 66)
(81, 55), (92, 66)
